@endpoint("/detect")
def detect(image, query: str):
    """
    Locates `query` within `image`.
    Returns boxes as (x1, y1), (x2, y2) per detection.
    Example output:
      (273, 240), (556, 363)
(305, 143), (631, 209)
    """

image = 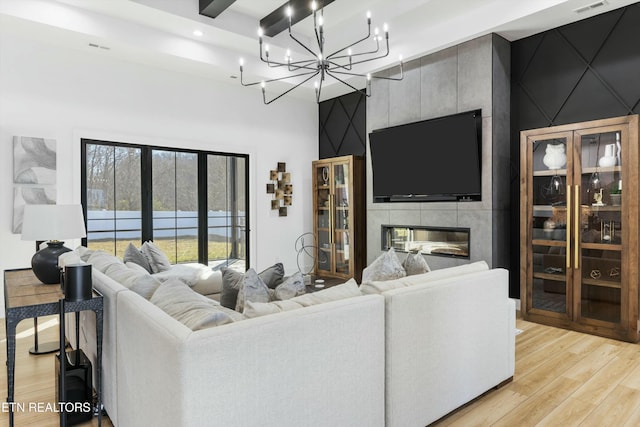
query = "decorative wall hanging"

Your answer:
(12, 136), (57, 233)
(267, 162), (292, 216)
